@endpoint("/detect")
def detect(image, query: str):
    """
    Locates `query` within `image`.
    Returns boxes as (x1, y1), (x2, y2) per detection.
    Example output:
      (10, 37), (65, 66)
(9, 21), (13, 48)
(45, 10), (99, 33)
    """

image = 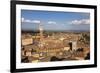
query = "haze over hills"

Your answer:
(22, 29), (90, 33)
(21, 23), (90, 32)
